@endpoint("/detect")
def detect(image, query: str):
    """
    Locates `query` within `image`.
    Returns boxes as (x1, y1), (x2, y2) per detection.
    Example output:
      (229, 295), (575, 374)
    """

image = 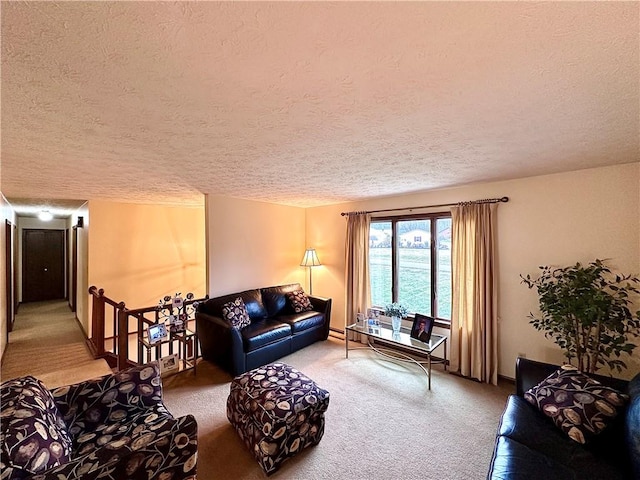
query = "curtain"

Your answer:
(450, 203), (498, 385)
(345, 213), (371, 330)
